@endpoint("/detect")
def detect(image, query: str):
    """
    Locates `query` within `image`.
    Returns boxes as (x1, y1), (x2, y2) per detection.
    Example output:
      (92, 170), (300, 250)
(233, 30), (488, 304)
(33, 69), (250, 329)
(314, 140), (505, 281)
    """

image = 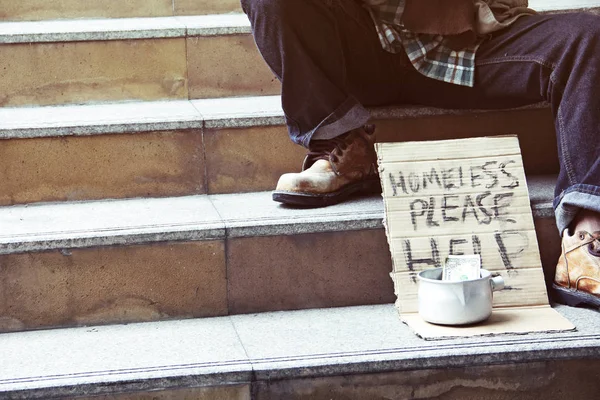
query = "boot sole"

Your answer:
(552, 283), (600, 309)
(272, 178), (381, 207)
